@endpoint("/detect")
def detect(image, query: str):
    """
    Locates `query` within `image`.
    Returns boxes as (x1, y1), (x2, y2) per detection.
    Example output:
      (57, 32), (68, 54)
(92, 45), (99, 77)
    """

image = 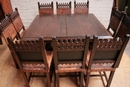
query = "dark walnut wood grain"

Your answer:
(22, 14), (111, 41)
